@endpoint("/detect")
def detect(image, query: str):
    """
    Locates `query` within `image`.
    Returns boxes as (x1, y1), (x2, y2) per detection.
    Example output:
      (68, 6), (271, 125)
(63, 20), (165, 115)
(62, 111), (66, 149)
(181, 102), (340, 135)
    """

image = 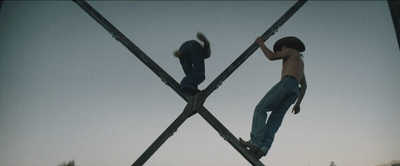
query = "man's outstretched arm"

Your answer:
(292, 73), (307, 114)
(255, 37), (290, 61)
(197, 32), (211, 58)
